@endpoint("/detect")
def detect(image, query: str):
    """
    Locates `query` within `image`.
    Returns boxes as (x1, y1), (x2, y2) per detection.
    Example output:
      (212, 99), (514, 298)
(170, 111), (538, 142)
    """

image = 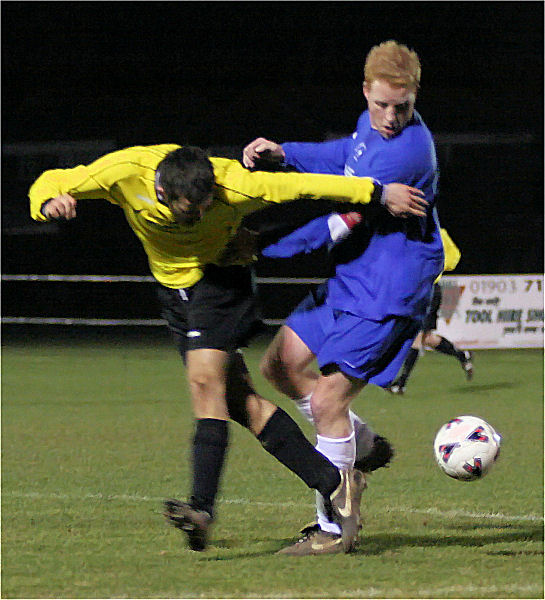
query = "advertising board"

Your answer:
(436, 275), (544, 349)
